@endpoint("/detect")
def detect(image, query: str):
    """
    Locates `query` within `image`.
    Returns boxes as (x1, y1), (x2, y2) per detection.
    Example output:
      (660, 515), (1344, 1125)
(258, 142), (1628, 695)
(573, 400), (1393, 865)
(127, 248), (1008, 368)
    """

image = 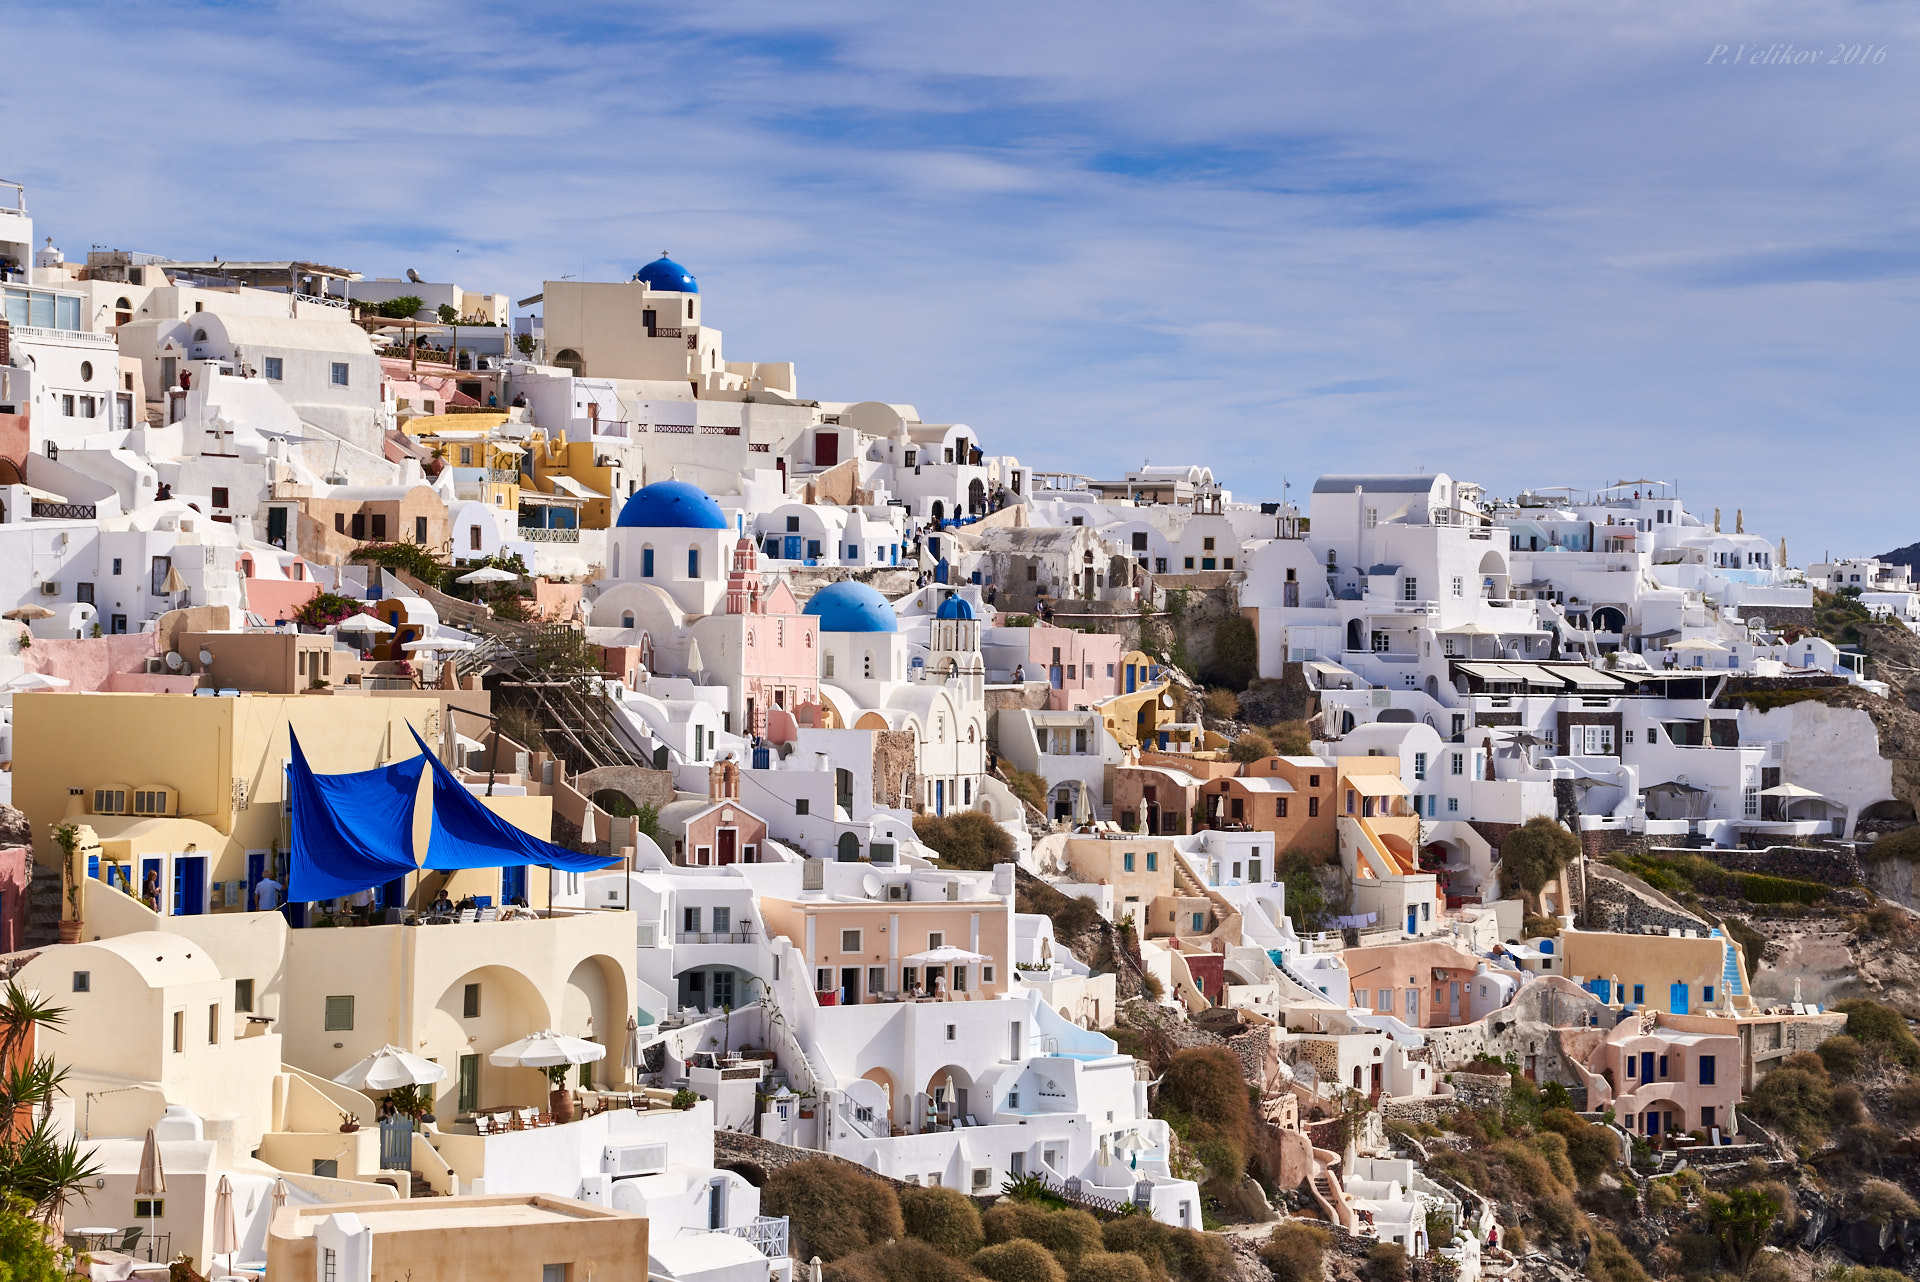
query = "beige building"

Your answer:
(269, 1194), (647, 1282)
